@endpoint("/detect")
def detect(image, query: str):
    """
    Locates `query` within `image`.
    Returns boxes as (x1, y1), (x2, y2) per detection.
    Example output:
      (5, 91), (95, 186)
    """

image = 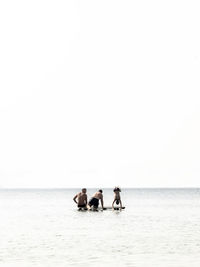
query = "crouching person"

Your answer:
(73, 188), (88, 210)
(88, 189), (104, 211)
